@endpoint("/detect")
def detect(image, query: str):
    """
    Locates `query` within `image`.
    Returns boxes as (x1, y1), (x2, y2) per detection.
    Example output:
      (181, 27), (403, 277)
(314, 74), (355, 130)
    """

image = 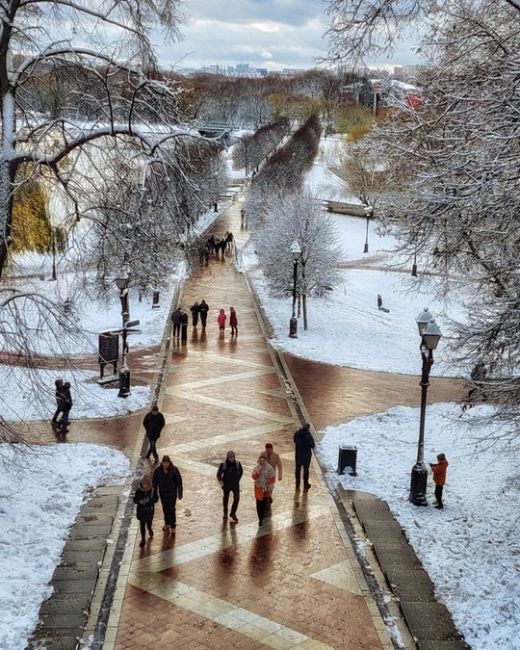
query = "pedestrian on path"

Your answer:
(58, 381), (73, 433)
(190, 301), (200, 327)
(171, 307), (183, 339)
(199, 300), (209, 328)
(51, 378), (65, 430)
(142, 405), (165, 463)
(430, 453), (449, 509)
(217, 450), (243, 523)
(153, 455), (183, 533)
(217, 308), (226, 335)
(263, 443), (282, 502)
(252, 454), (275, 526)
(229, 306), (238, 337)
(180, 309), (189, 343)
(133, 475), (157, 547)
(293, 423), (315, 492)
